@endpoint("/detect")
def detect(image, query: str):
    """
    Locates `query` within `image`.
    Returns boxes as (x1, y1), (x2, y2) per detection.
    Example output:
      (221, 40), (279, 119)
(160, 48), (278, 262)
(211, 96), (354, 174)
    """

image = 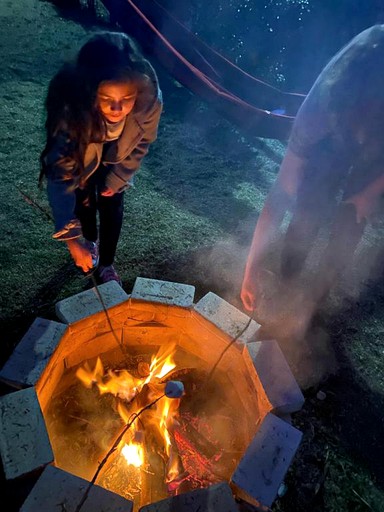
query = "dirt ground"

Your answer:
(0, 1), (383, 511)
